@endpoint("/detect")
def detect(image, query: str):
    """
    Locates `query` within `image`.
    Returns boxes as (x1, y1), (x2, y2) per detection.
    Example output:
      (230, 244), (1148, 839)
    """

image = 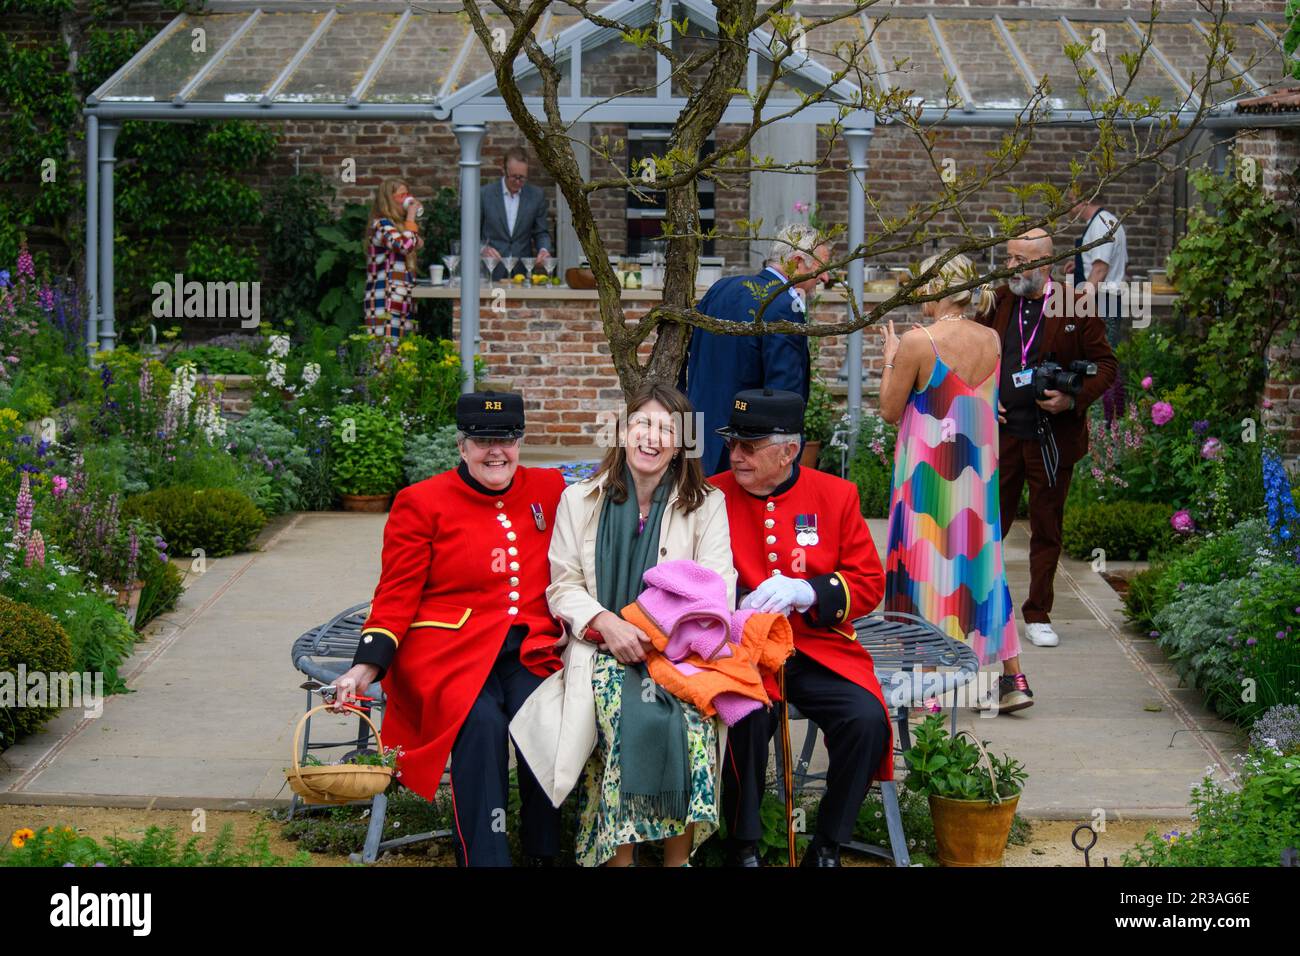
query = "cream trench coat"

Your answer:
(509, 471), (737, 807)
